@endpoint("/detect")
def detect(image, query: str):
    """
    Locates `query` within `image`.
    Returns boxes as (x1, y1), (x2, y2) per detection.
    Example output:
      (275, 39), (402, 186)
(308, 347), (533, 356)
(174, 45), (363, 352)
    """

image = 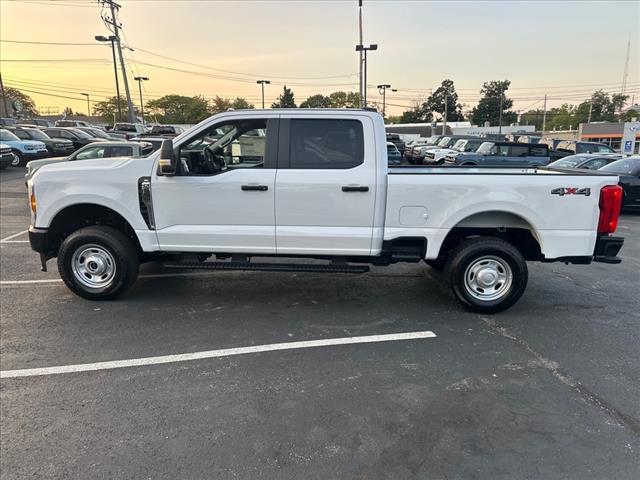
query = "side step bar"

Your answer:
(163, 261), (370, 274)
